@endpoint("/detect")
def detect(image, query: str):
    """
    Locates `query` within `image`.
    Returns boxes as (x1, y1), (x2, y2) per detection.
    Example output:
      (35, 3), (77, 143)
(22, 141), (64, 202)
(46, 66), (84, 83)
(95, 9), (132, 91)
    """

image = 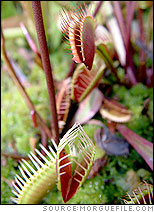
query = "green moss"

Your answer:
(113, 83), (153, 141)
(82, 124), (100, 141)
(1, 62), (53, 155)
(41, 176), (107, 204)
(1, 158), (19, 204)
(1, 1), (22, 19)
(1, 72), (33, 154)
(50, 43), (72, 81)
(67, 176), (107, 204)
(82, 124), (105, 159)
